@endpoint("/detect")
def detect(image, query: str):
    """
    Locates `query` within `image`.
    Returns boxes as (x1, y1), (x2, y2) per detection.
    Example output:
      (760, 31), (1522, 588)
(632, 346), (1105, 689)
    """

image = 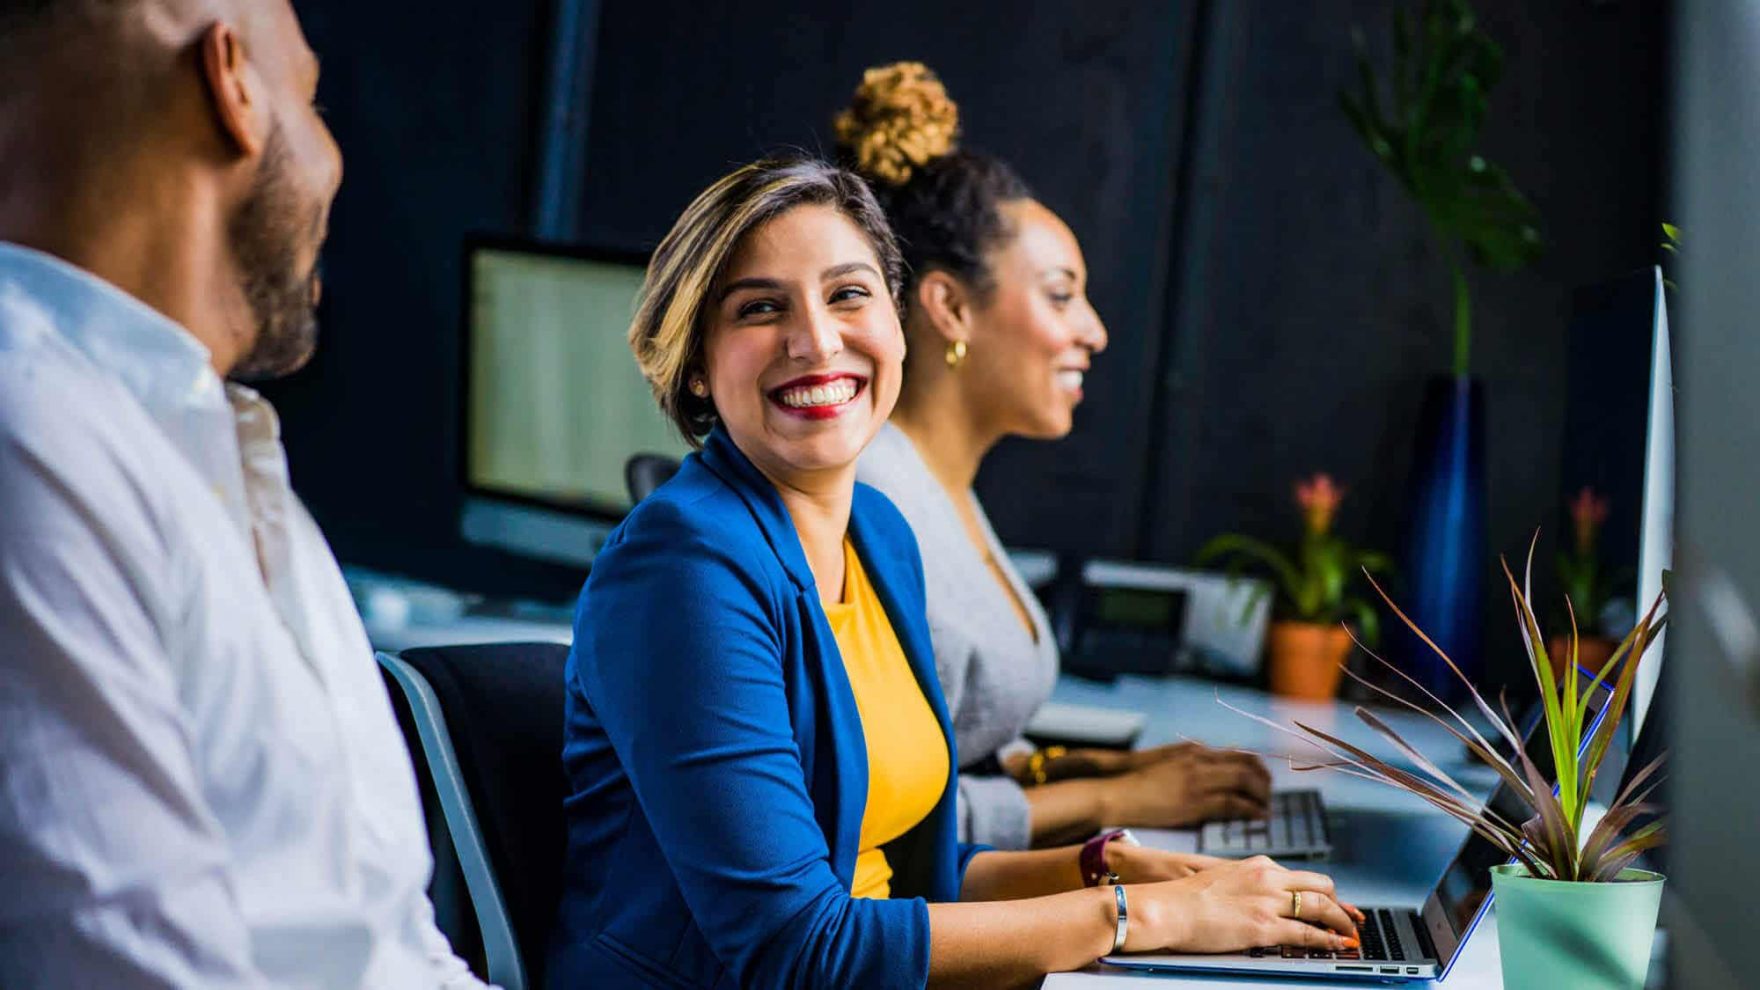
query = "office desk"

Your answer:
(1043, 674), (1549, 989)
(364, 603), (1662, 987)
